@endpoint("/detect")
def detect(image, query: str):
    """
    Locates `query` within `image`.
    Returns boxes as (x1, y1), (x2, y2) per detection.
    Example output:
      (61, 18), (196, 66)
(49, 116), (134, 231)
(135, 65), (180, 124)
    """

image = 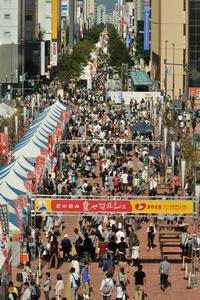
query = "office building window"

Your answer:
(132, 9), (135, 16)
(4, 14), (11, 19)
(183, 24), (186, 36)
(25, 15), (32, 21)
(183, 0), (186, 11)
(4, 32), (11, 39)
